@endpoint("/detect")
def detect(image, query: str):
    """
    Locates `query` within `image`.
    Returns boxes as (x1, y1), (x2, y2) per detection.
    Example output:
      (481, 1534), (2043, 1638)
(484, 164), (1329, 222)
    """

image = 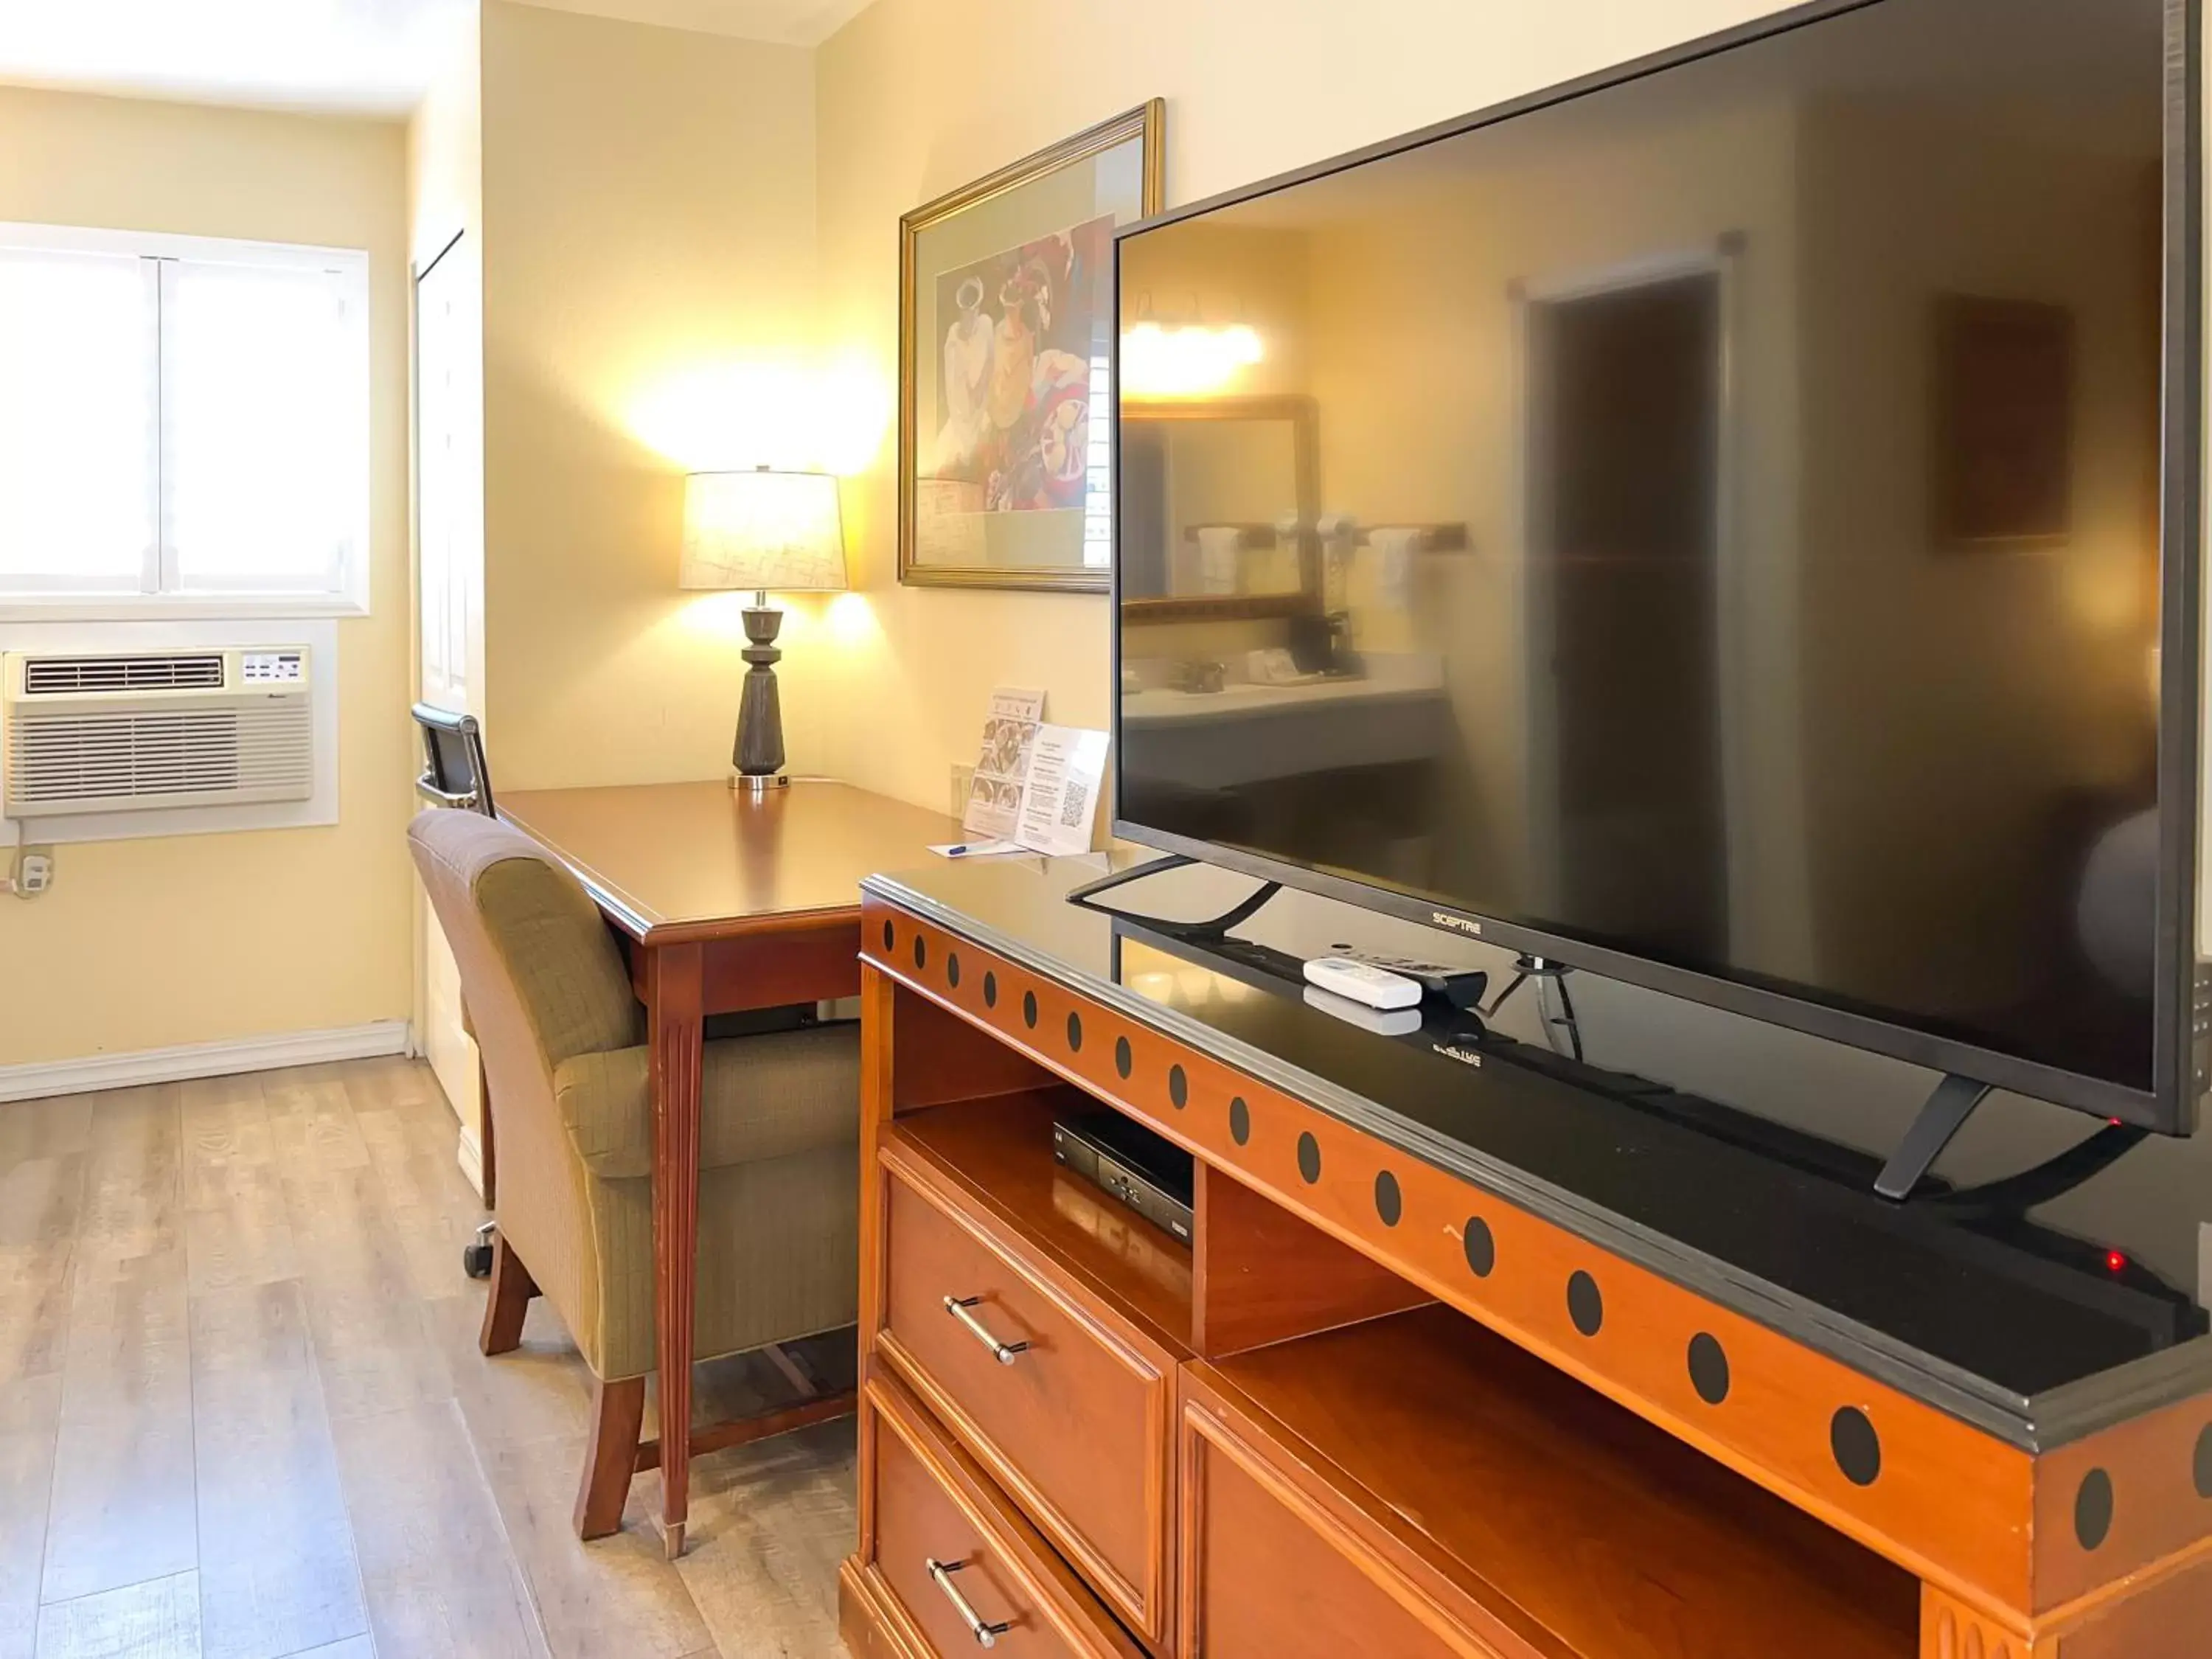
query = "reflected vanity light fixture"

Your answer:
(680, 467), (848, 793)
(1121, 321), (1264, 397)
